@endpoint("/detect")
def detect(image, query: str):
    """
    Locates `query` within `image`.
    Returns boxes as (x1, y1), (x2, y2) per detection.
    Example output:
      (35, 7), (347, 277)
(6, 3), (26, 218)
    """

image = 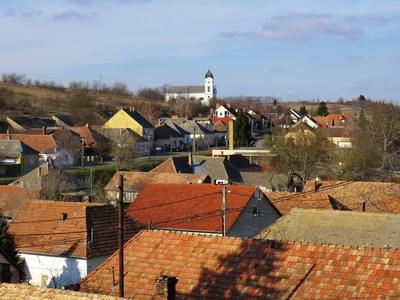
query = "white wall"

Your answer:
(21, 253), (109, 288)
(21, 253), (87, 288)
